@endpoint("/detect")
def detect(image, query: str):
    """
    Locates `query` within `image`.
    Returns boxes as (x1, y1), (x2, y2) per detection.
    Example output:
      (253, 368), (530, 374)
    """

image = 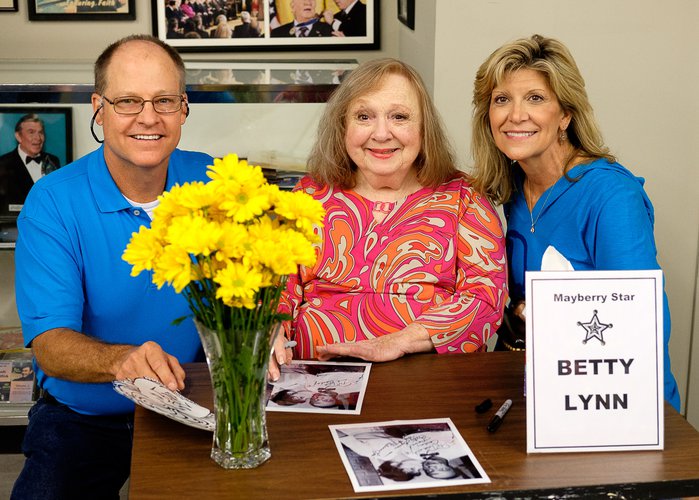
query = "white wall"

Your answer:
(397, 0), (436, 95)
